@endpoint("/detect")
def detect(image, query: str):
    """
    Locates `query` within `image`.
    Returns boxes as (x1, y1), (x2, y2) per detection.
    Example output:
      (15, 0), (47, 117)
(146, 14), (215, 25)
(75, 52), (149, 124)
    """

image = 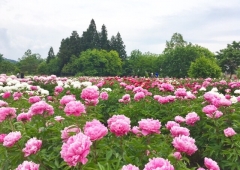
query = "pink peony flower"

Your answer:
(197, 168), (205, 170)
(185, 112), (200, 126)
(173, 151), (182, 160)
(224, 127), (237, 137)
(119, 94), (131, 104)
(84, 119), (108, 141)
(204, 157), (220, 170)
(61, 125), (81, 142)
(170, 126), (190, 137)
(202, 105), (217, 115)
(30, 86), (38, 91)
(54, 86), (64, 93)
(22, 137), (42, 157)
(3, 131), (22, 147)
(174, 88), (187, 98)
(0, 100), (8, 107)
(172, 135), (198, 156)
(174, 116), (185, 123)
(28, 101), (54, 116)
(13, 92), (23, 100)
(158, 96), (169, 104)
(64, 101), (86, 116)
(0, 107), (16, 122)
(134, 92), (145, 101)
(131, 126), (141, 136)
(159, 83), (174, 92)
(47, 96), (53, 101)
(60, 132), (92, 166)
(28, 96), (41, 104)
(122, 164), (140, 170)
(108, 115), (131, 137)
(219, 98), (232, 107)
(138, 118), (161, 136)
(60, 95), (76, 105)
(2, 91), (11, 99)
(54, 116), (65, 122)
(144, 157), (174, 170)
(99, 91), (109, 100)
(0, 134), (7, 143)
(16, 161), (40, 170)
(81, 87), (99, 102)
(17, 112), (32, 122)
(165, 121), (180, 130)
